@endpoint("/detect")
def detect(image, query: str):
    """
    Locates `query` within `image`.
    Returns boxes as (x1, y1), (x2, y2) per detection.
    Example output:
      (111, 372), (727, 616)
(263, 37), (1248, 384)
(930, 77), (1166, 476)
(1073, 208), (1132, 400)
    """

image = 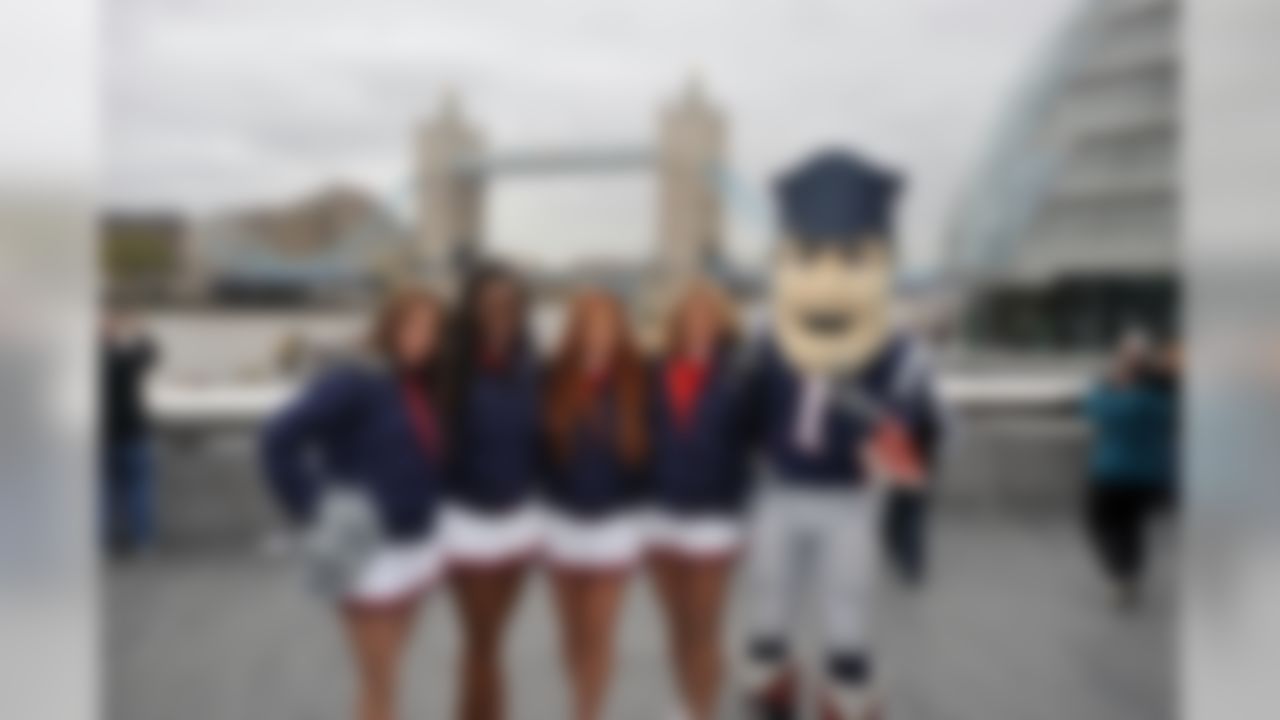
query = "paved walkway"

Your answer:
(107, 515), (1174, 720)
